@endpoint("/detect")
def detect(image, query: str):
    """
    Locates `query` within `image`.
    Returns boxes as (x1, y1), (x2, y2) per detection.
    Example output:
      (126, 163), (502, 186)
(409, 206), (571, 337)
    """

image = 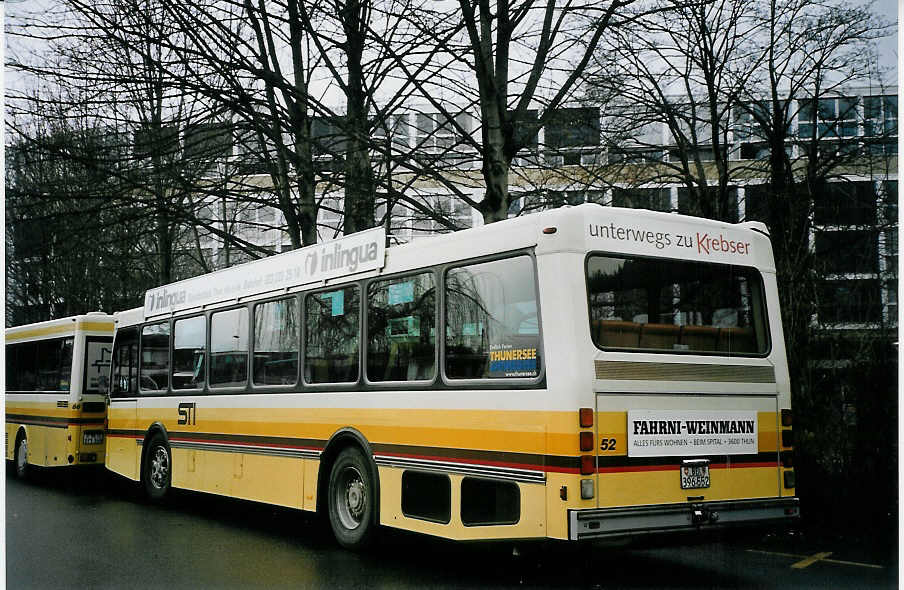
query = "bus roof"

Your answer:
(5, 312), (115, 342)
(138, 204), (775, 321)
